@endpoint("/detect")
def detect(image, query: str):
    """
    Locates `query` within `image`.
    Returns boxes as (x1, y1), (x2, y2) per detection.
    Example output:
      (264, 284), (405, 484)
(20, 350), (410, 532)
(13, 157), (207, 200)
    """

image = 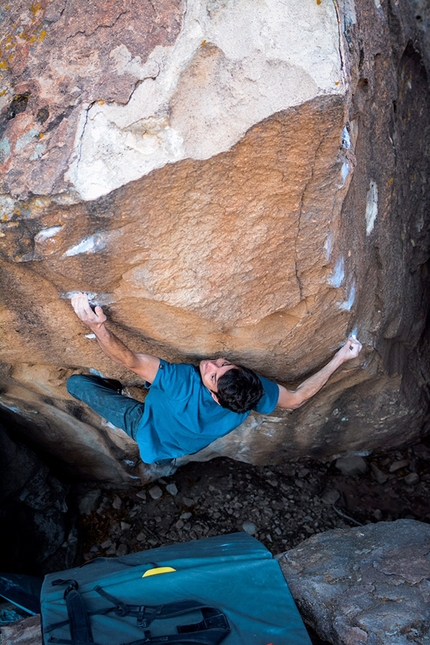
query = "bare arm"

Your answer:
(71, 293), (160, 383)
(276, 337), (362, 410)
